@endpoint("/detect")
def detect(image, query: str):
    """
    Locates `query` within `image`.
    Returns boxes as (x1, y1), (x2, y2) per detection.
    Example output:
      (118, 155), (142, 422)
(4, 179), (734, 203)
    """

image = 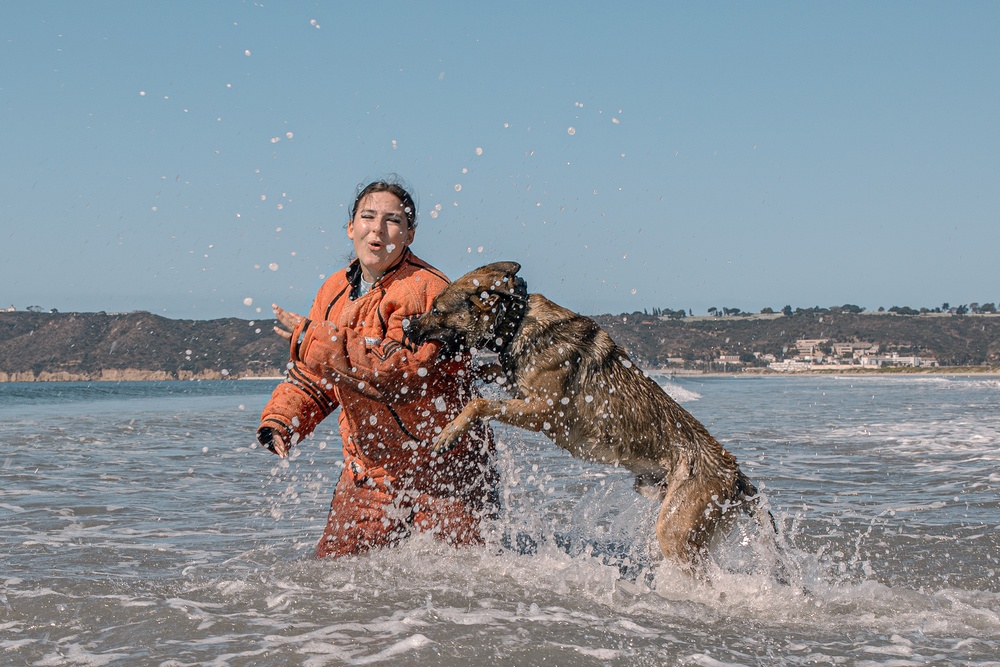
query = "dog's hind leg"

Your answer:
(654, 470), (727, 574)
